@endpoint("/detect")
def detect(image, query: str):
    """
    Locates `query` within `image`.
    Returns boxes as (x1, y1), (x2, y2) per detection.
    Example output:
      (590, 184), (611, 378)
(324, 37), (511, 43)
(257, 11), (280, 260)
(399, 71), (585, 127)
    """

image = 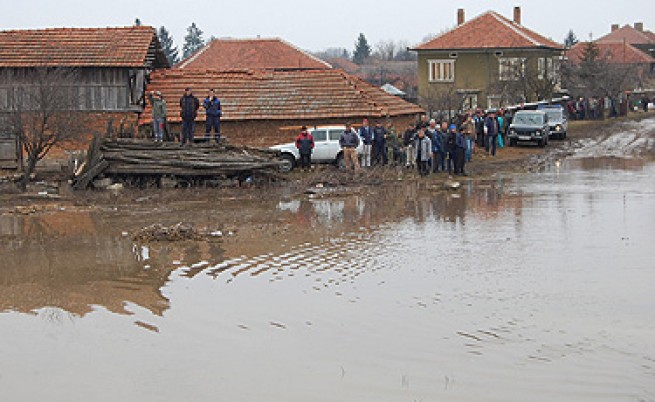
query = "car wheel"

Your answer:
(561, 132), (567, 140)
(538, 138), (545, 148)
(278, 154), (295, 173)
(509, 138), (517, 147)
